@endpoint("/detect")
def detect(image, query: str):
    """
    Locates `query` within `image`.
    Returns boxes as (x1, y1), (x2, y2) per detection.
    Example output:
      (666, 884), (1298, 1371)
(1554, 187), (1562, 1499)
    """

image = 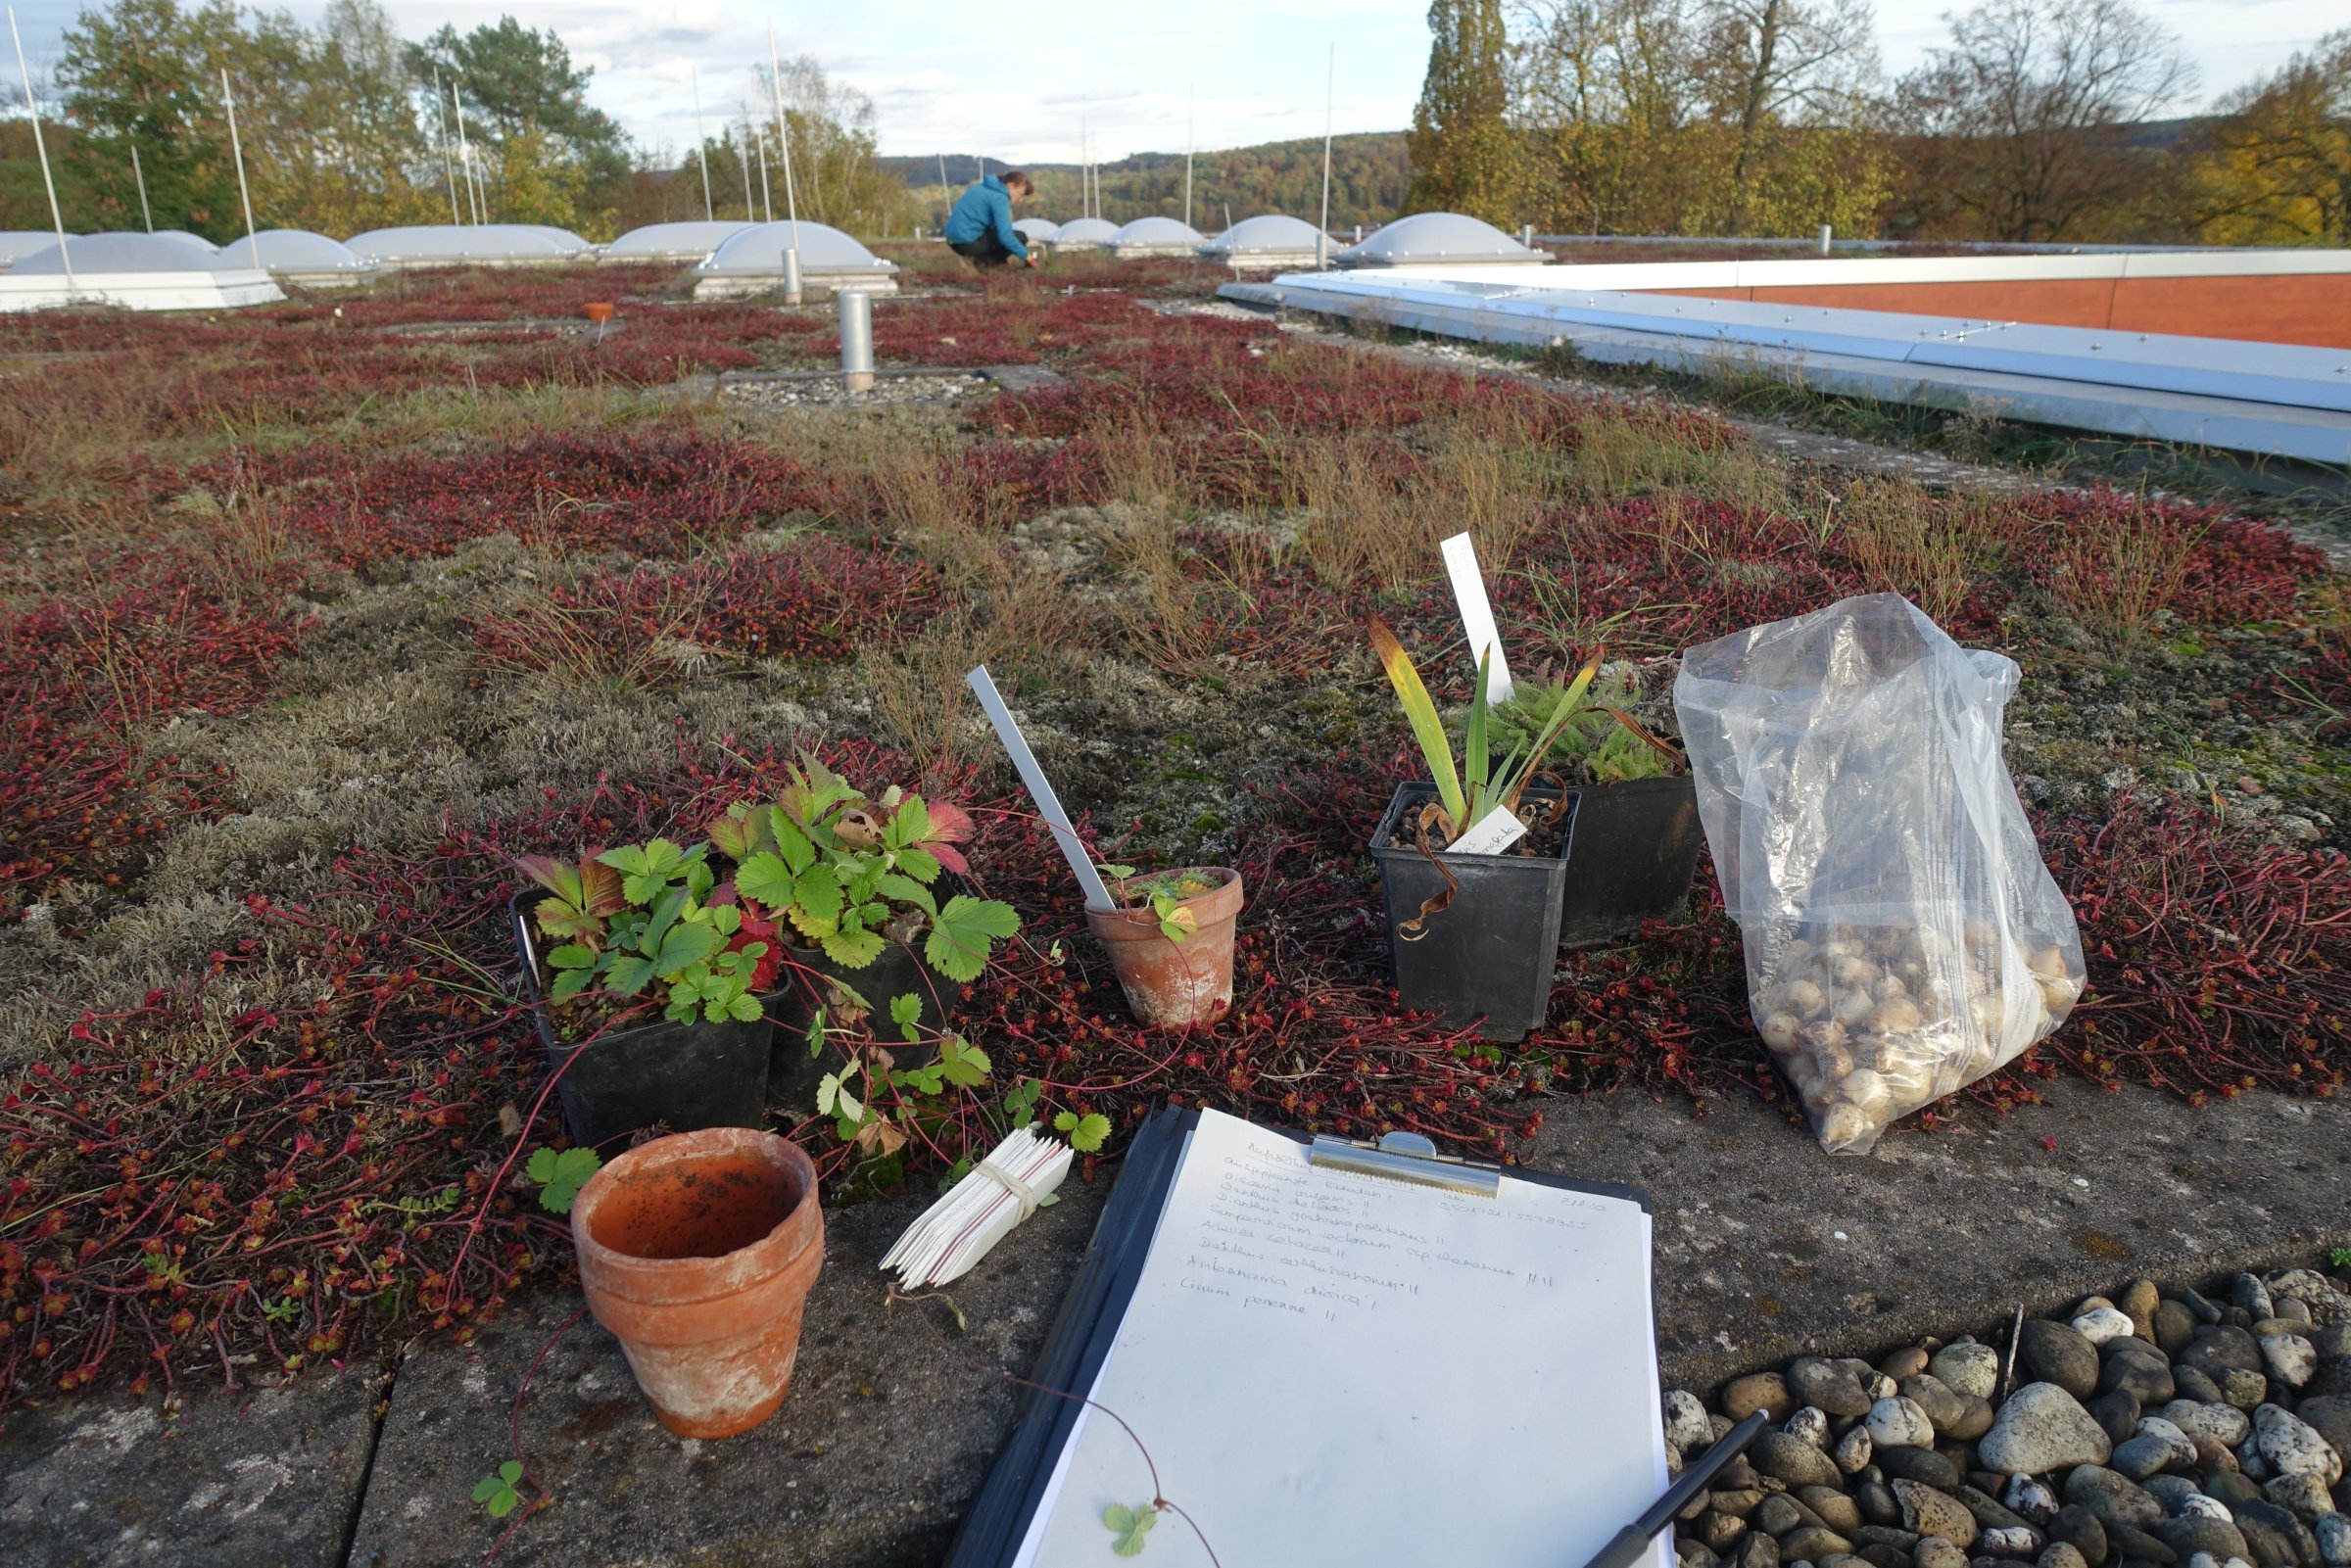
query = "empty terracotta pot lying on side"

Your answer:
(1085, 867), (1245, 1029)
(570, 1125), (824, 1439)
